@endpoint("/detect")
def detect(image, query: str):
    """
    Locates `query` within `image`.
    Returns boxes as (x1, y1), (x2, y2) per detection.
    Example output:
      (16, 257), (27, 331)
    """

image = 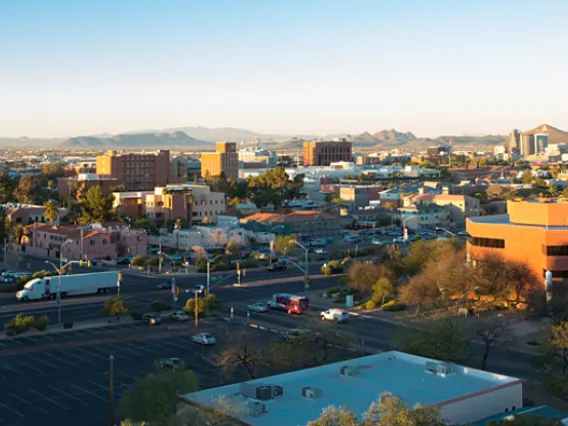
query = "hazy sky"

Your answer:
(1, 0), (567, 138)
